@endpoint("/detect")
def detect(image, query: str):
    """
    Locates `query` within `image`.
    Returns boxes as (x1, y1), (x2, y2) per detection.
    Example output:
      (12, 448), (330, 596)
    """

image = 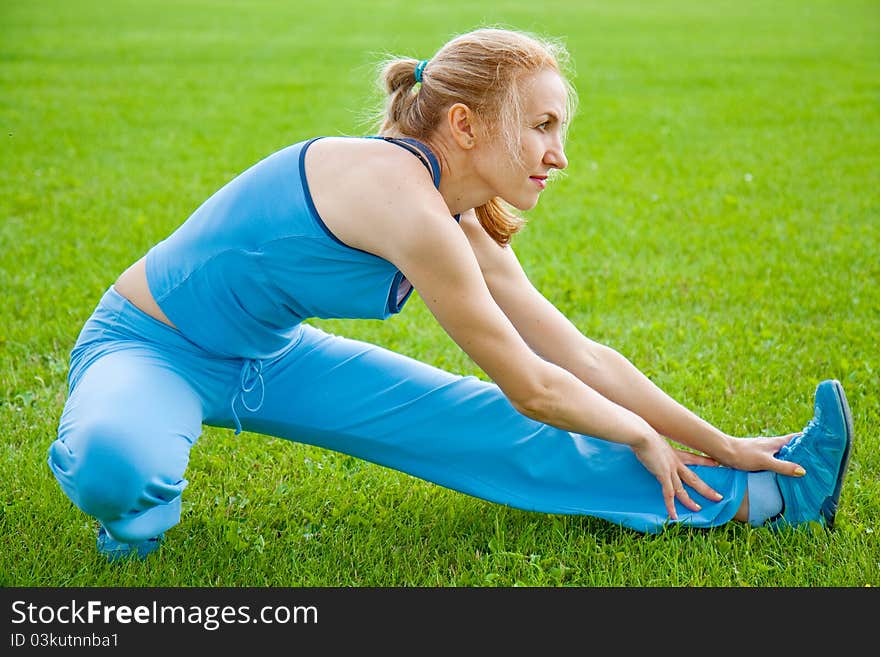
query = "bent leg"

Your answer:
(49, 347), (203, 542)
(237, 325), (747, 534)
